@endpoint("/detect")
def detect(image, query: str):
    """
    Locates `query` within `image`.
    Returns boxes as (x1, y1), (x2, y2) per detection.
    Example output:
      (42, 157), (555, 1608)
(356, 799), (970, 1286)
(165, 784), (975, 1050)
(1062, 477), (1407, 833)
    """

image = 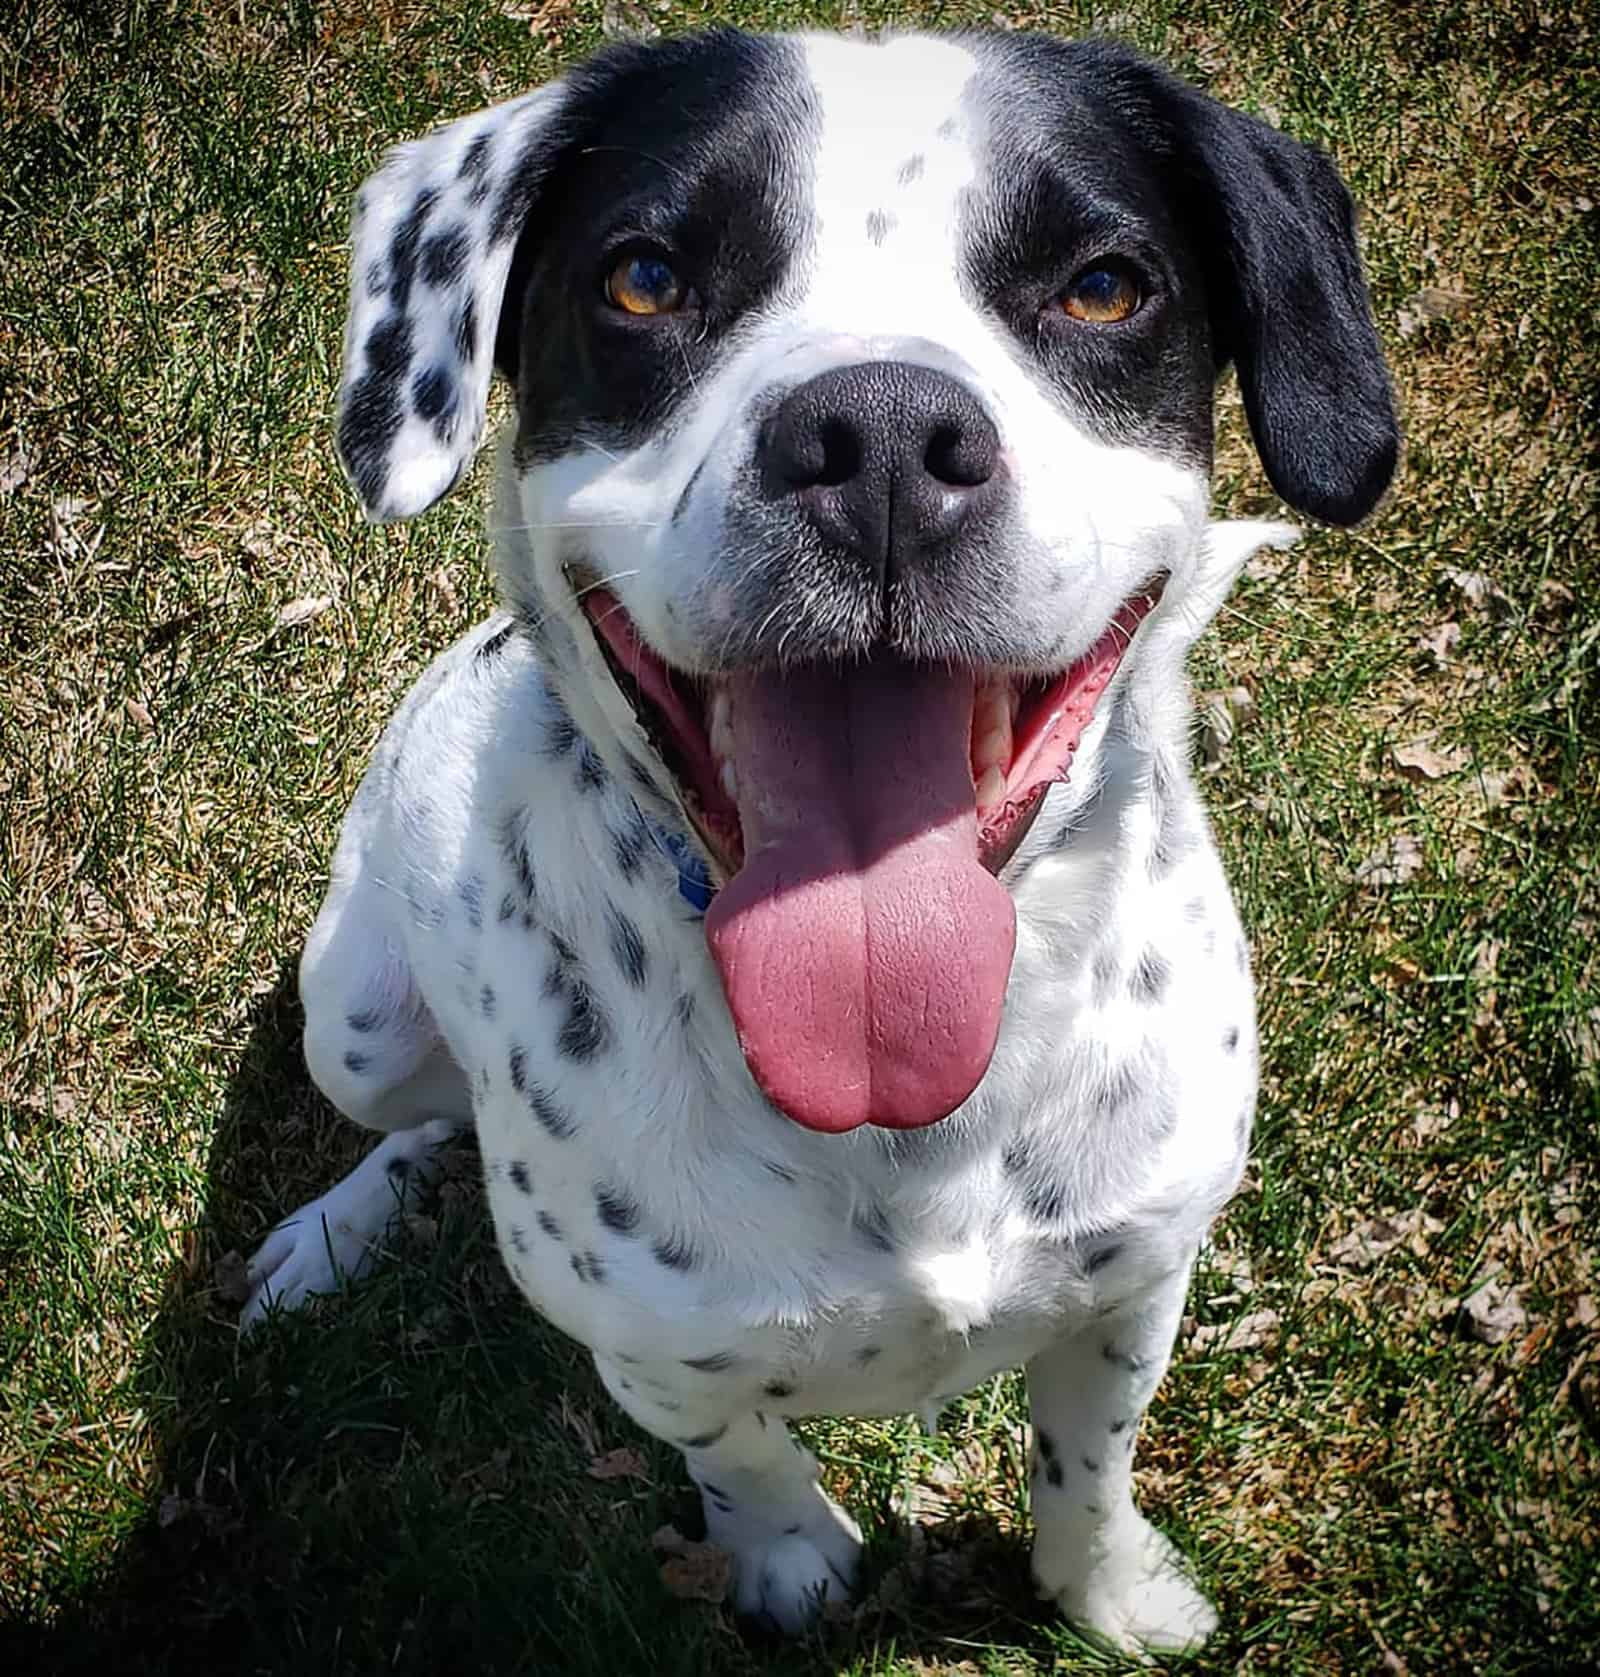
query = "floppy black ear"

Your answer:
(1167, 86), (1399, 525)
